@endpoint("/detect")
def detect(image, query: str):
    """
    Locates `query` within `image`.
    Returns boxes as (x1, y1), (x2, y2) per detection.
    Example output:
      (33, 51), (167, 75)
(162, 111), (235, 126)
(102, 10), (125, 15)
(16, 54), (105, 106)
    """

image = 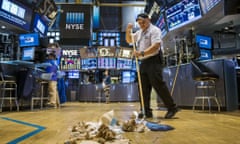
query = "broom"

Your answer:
(130, 29), (145, 118)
